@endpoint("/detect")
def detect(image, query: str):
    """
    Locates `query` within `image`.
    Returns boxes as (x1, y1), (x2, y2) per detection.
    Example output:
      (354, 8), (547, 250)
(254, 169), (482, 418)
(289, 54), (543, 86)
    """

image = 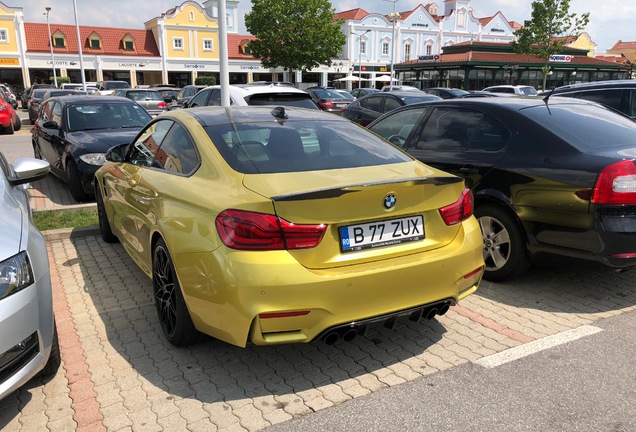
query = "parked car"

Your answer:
(368, 97), (636, 281)
(541, 79), (636, 119)
(95, 80), (131, 95)
(333, 89), (356, 101)
(460, 91), (504, 98)
(381, 85), (422, 92)
(350, 88), (380, 98)
(305, 87), (352, 113)
(0, 152), (60, 401)
(0, 84), (17, 109)
(60, 83), (84, 90)
(94, 106), (484, 347)
(342, 91), (441, 126)
(28, 88), (55, 123)
(111, 88), (169, 116)
(31, 95), (152, 202)
(424, 87), (470, 99)
(482, 85), (538, 96)
(170, 85), (206, 109)
(152, 87), (180, 105)
(21, 84), (56, 109)
(41, 89), (86, 102)
(0, 89), (21, 134)
(184, 84), (319, 109)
